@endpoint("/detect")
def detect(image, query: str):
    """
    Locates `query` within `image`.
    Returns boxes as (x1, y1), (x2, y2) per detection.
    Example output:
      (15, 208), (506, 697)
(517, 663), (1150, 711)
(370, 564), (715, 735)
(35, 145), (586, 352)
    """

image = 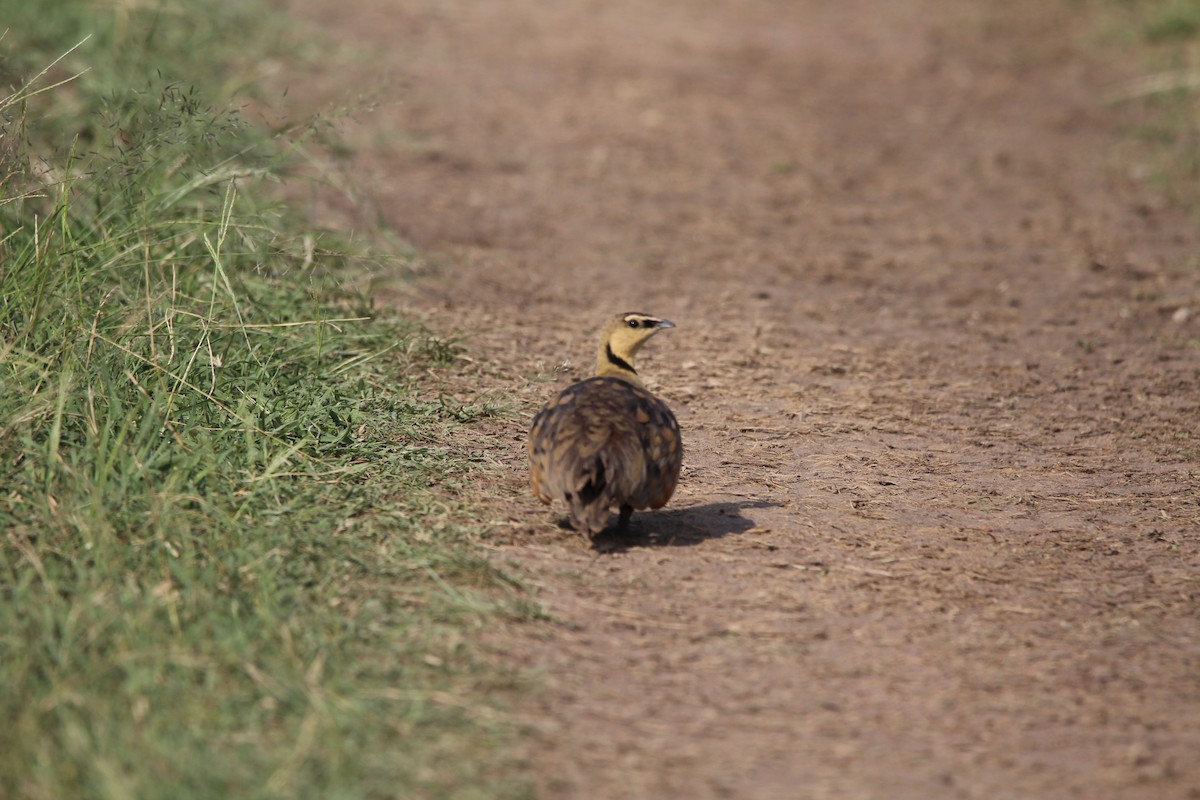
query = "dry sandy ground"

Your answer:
(283, 1), (1200, 797)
